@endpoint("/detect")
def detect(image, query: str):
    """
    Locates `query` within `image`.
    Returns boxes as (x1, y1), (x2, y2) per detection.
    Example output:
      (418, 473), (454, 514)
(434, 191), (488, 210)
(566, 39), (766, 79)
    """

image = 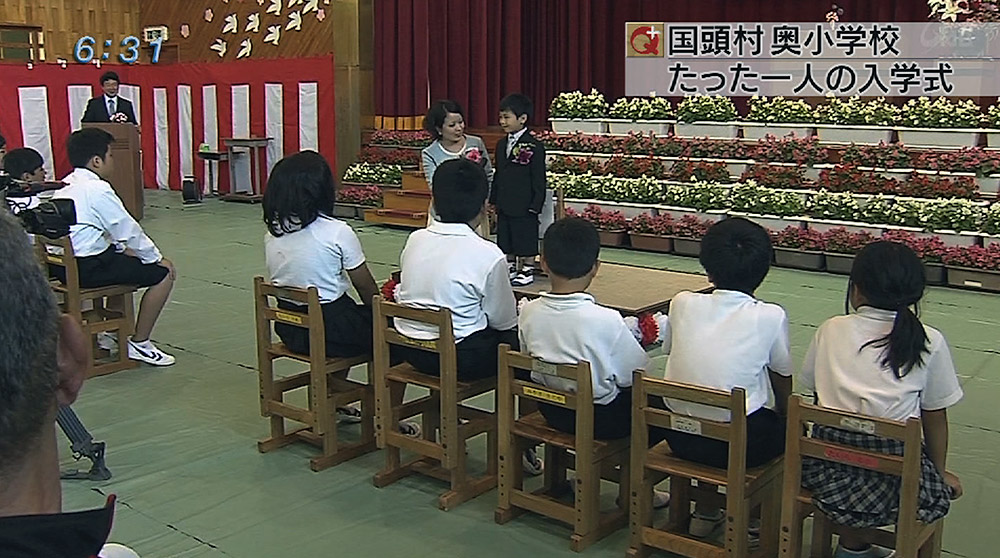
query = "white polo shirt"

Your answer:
(661, 290), (792, 422)
(801, 307), (963, 422)
(53, 168), (161, 264)
(518, 292), (649, 405)
(265, 215), (366, 304)
(395, 220), (517, 342)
